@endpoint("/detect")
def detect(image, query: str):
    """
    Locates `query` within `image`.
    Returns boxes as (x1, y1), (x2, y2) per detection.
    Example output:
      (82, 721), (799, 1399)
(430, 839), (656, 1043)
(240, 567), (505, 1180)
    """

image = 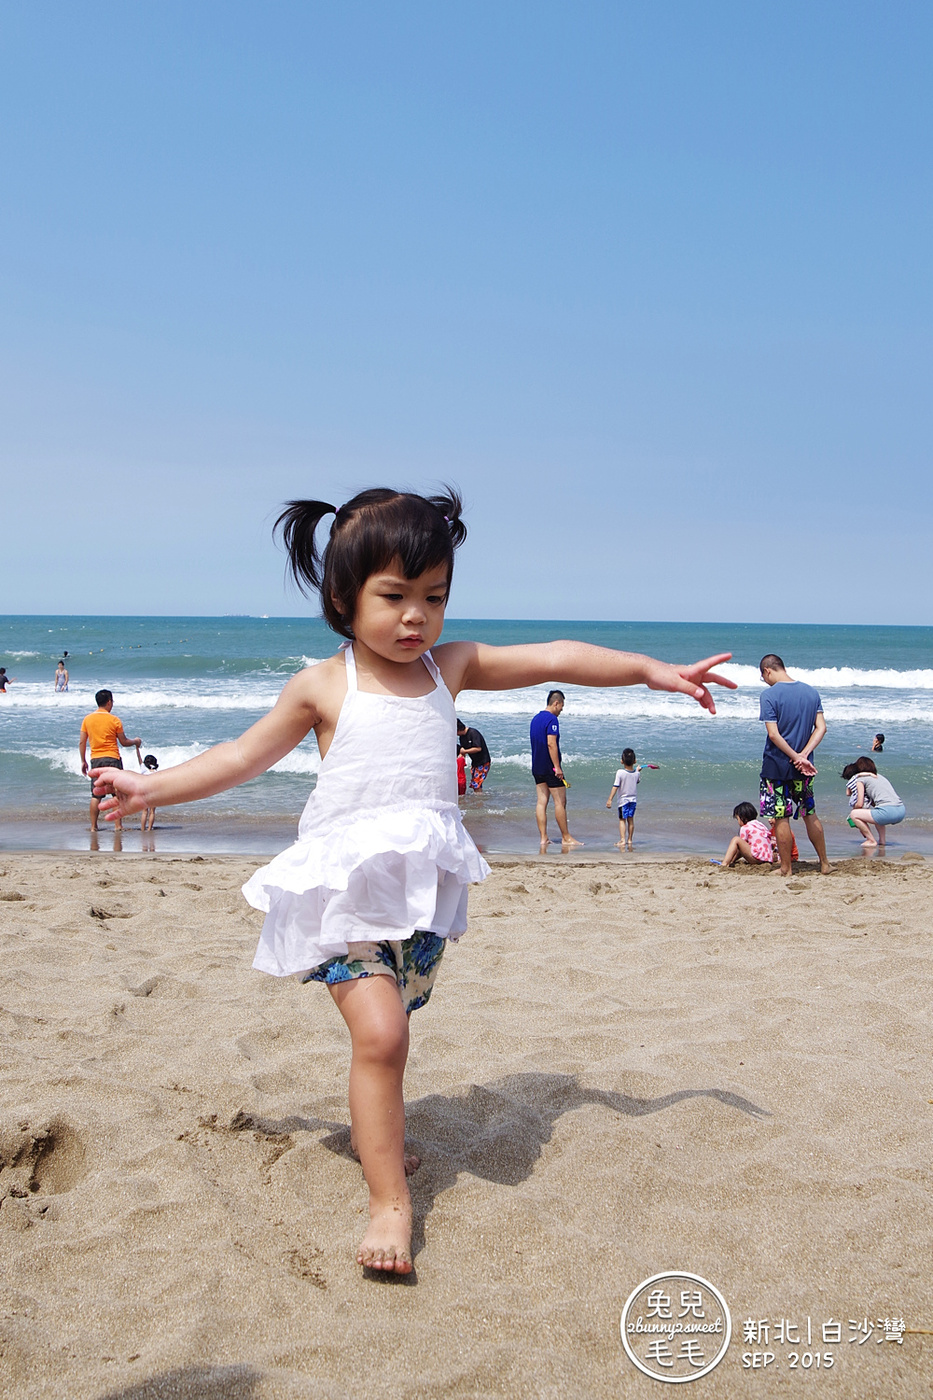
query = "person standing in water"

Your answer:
(758, 654), (832, 875)
(456, 718), (492, 790)
(79, 690), (142, 831)
(55, 659), (69, 692)
(530, 690), (583, 852)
